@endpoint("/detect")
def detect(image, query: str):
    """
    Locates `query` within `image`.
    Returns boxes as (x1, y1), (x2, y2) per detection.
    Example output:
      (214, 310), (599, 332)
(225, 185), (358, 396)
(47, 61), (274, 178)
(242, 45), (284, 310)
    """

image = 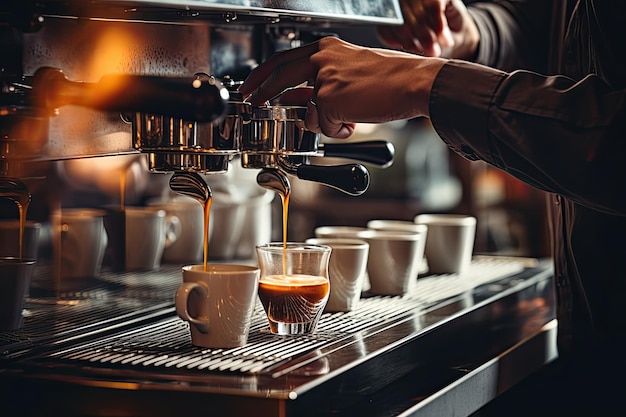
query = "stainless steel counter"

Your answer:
(0, 256), (555, 416)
